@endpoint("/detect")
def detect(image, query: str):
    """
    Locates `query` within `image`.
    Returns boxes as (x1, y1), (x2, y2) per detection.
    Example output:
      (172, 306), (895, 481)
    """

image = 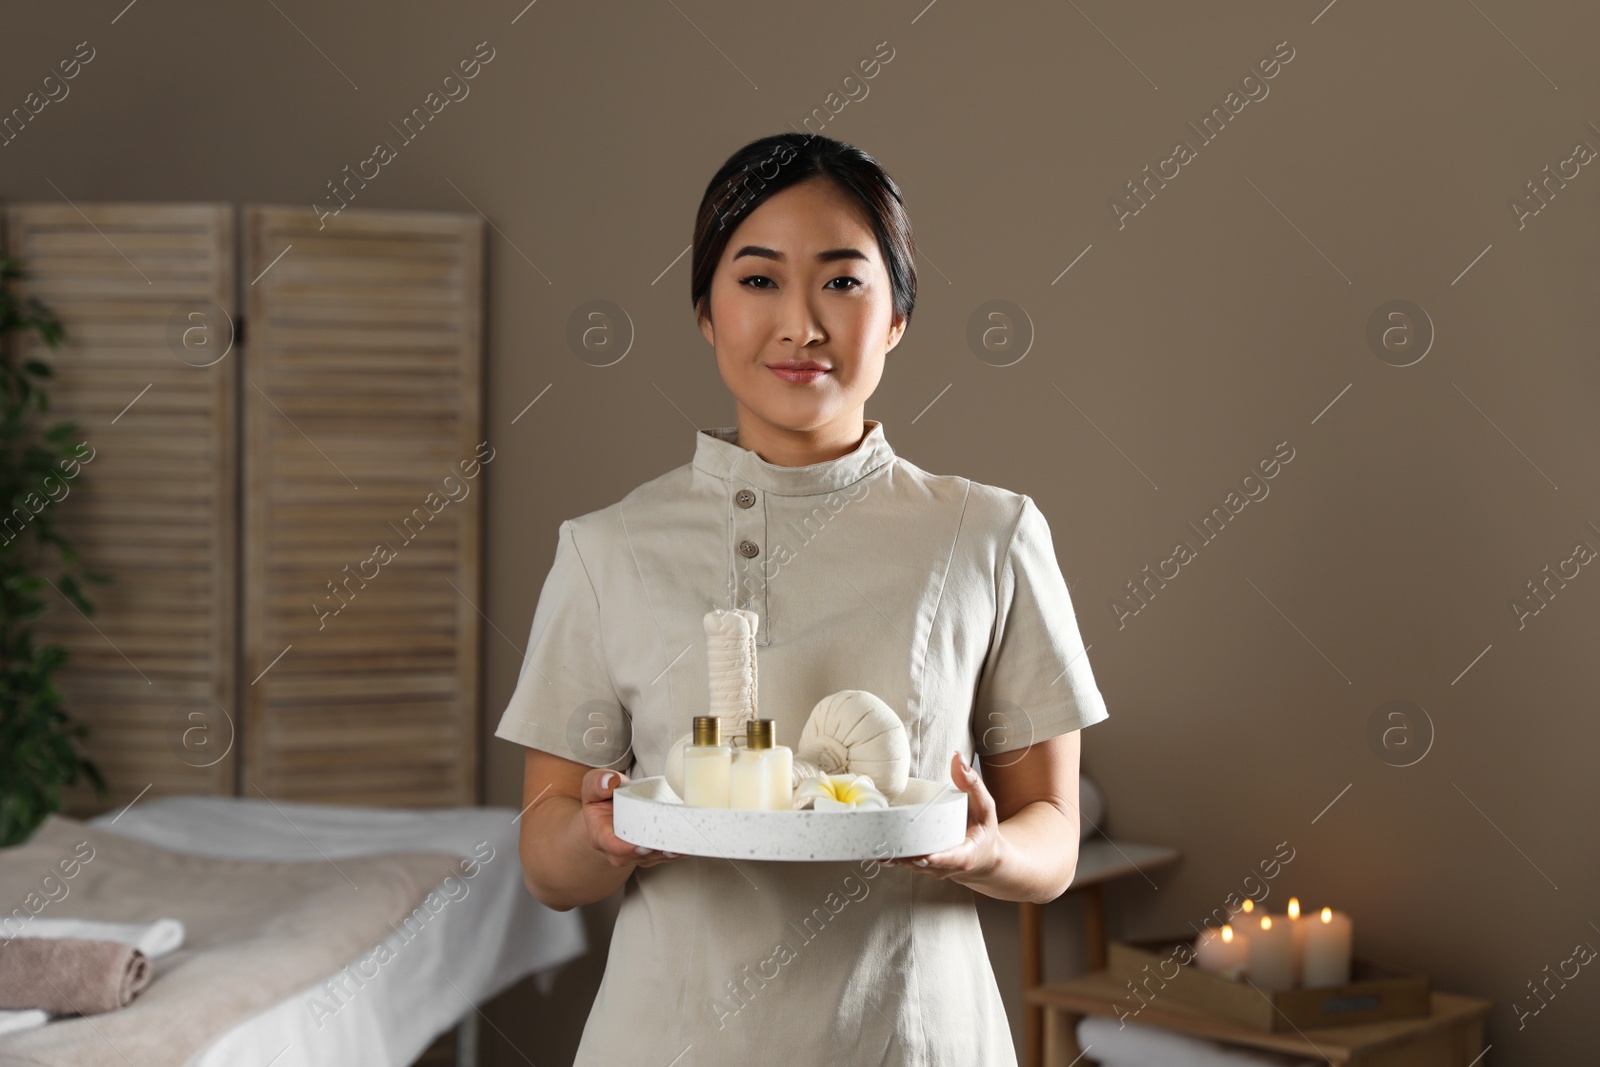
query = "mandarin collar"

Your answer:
(692, 419), (895, 497)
